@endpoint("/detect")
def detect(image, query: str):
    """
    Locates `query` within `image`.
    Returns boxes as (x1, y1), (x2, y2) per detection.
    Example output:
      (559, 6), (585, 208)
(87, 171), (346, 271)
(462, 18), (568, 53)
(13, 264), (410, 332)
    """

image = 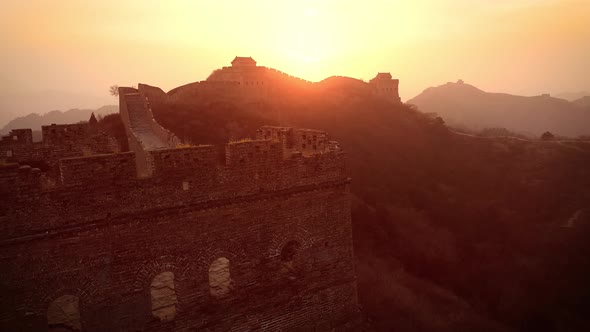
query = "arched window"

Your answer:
(150, 272), (177, 322)
(47, 295), (81, 331)
(280, 240), (302, 280)
(209, 257), (231, 298)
